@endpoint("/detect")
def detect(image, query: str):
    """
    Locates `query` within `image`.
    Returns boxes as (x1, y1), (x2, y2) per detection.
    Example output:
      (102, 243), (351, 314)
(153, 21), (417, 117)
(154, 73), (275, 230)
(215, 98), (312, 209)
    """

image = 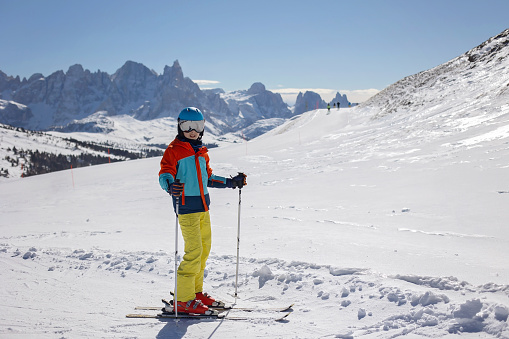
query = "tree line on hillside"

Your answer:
(23, 150), (116, 176)
(3, 145), (163, 178)
(1, 124), (164, 178)
(64, 138), (163, 159)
